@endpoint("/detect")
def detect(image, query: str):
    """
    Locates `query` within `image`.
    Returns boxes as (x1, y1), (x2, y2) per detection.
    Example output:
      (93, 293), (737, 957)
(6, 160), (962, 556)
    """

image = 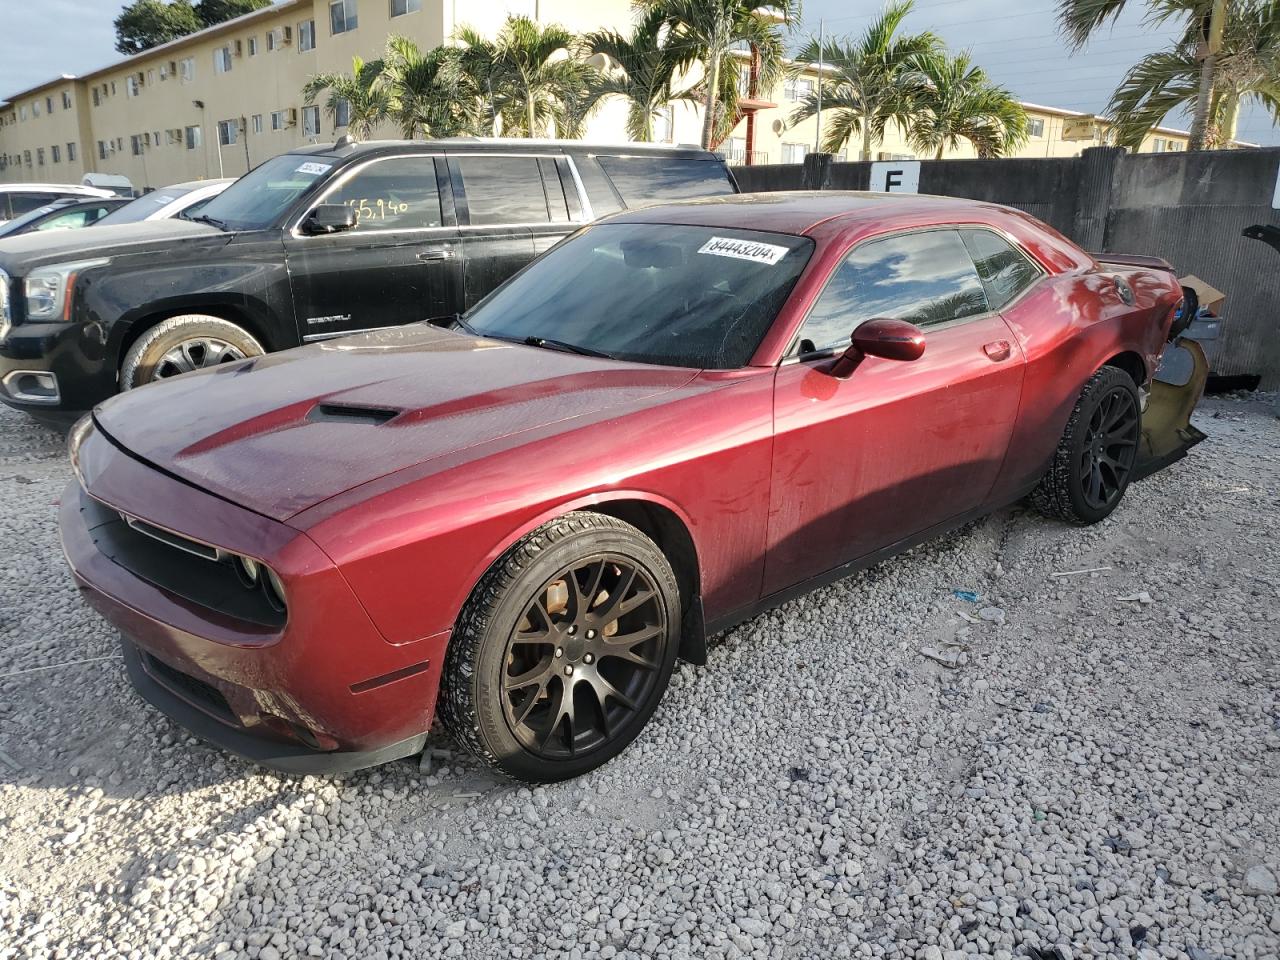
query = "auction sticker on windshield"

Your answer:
(697, 236), (790, 265)
(296, 161), (332, 176)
